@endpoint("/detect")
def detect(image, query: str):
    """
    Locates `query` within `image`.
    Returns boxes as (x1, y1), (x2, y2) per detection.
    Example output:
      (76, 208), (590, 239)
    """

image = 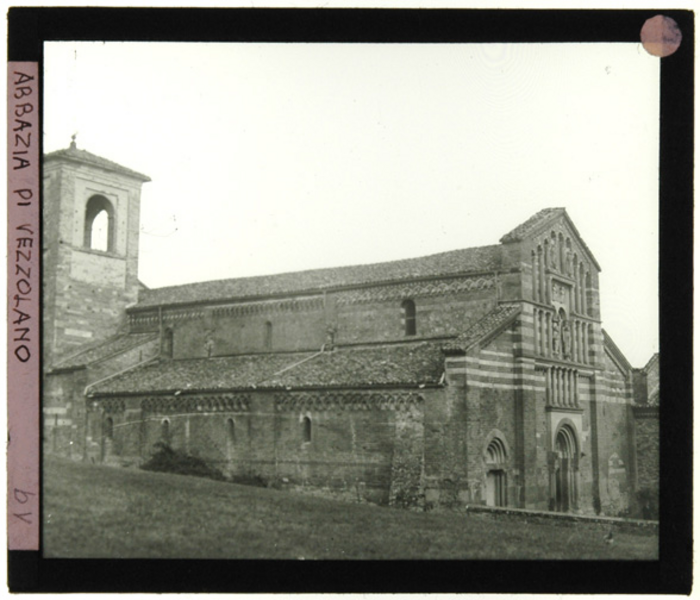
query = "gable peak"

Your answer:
(499, 208), (567, 244)
(500, 207), (600, 271)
